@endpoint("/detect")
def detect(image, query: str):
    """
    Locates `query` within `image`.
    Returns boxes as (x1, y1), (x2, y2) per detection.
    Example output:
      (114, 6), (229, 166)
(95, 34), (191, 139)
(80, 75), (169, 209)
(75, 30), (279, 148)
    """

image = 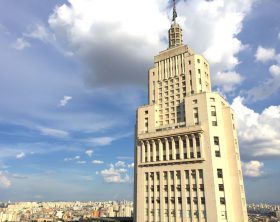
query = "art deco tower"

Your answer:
(134, 1), (248, 222)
